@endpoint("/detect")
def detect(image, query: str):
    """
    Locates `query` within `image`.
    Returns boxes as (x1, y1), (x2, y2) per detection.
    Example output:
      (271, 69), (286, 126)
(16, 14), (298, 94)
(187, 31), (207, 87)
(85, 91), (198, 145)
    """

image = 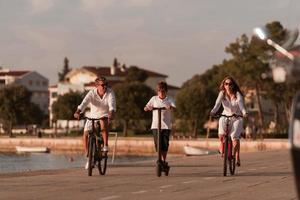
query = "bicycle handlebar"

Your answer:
(152, 107), (167, 110)
(80, 116), (108, 121)
(212, 114), (243, 119)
